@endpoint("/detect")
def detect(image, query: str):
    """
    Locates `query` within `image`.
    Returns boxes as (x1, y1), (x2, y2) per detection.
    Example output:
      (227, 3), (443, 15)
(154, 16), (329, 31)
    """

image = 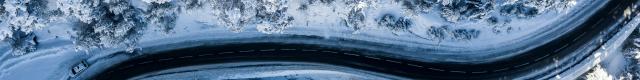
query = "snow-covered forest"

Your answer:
(0, 0), (581, 55)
